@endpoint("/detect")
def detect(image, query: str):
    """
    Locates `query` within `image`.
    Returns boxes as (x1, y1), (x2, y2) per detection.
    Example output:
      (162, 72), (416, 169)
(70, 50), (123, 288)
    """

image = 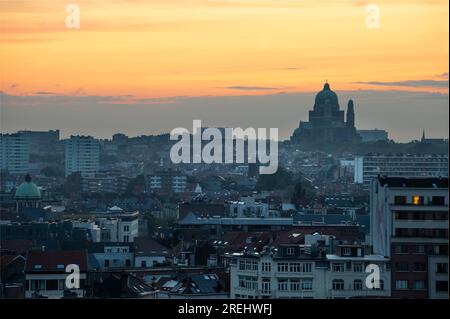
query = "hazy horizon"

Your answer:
(1, 87), (448, 142)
